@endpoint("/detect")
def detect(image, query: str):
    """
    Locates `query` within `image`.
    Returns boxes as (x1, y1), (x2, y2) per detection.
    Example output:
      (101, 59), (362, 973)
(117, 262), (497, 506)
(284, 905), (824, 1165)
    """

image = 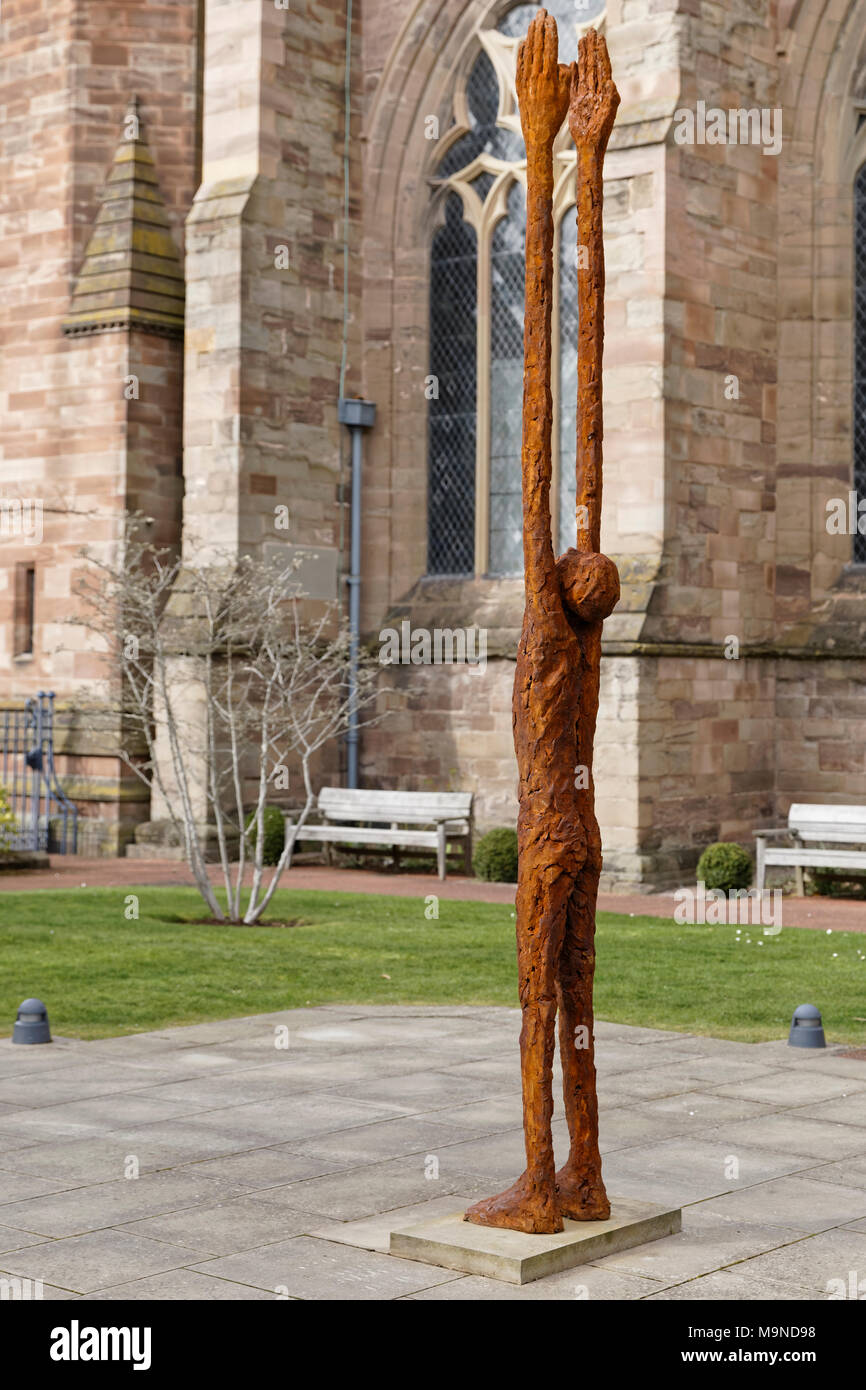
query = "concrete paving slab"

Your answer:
(82, 1269), (286, 1300)
(628, 1092), (783, 1132)
(0, 1042), (87, 1078)
(0, 1169), (253, 1238)
(0, 1171), (77, 1205)
(389, 1198), (681, 1285)
(0, 1136), (162, 1184)
(171, 1149), (351, 1190)
(0, 1063), (198, 1110)
(399, 1120), (572, 1184)
(805, 1158), (866, 1190)
(599, 1136), (814, 1205)
(728, 1226), (866, 1295)
(325, 1068), (514, 1111)
(439, 1058), (529, 1087)
(120, 1069), (308, 1112)
(593, 1211), (802, 1283)
(703, 1113), (866, 1161)
(0, 1122), (281, 1181)
(0, 1135), (40, 1157)
(285, 1114), (501, 1166)
(594, 1041), (707, 1073)
(191, 1234), (464, 1299)
(596, 1063), (750, 1102)
(712, 1069), (866, 1106)
(749, 1044), (866, 1078)
(644, 1269), (816, 1300)
(416, 1096), (526, 1133)
(697, 1175), (866, 1232)
(309, 1194), (475, 1252)
(119, 1195), (327, 1255)
(0, 1224), (48, 1255)
(71, 1050), (268, 1080)
(593, 1024), (693, 1045)
(0, 1092), (209, 1141)
(183, 1092), (409, 1143)
(404, 1264), (665, 1300)
(794, 1093), (866, 1126)
(257, 1047), (475, 1091)
(319, 1005), (517, 1021)
(247, 1156), (489, 1221)
(598, 1106), (696, 1152)
(0, 1229), (206, 1295)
